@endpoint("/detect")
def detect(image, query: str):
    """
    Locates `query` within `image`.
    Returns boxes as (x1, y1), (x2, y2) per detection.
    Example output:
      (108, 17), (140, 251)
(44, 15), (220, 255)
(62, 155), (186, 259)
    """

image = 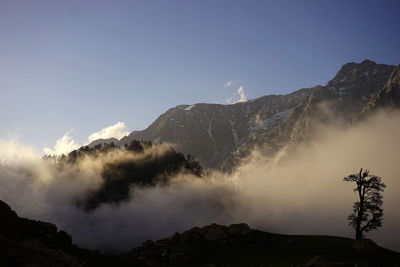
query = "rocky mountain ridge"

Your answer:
(288, 60), (396, 143)
(119, 87), (317, 169)
(362, 65), (400, 115)
(89, 60), (398, 171)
